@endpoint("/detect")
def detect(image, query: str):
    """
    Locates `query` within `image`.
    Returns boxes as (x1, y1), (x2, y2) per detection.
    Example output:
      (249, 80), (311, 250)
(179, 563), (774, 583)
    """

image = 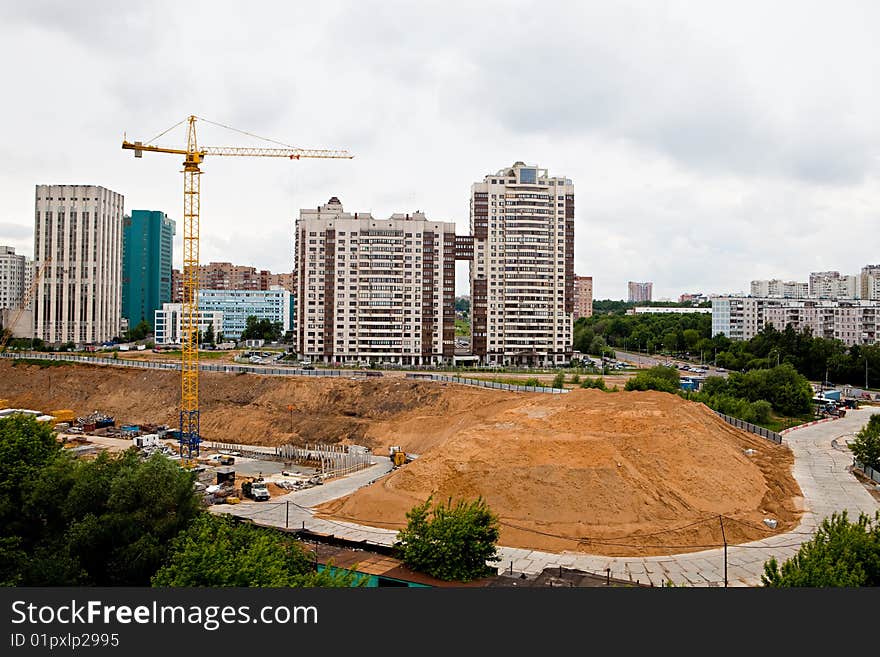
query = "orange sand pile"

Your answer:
(317, 389), (801, 556)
